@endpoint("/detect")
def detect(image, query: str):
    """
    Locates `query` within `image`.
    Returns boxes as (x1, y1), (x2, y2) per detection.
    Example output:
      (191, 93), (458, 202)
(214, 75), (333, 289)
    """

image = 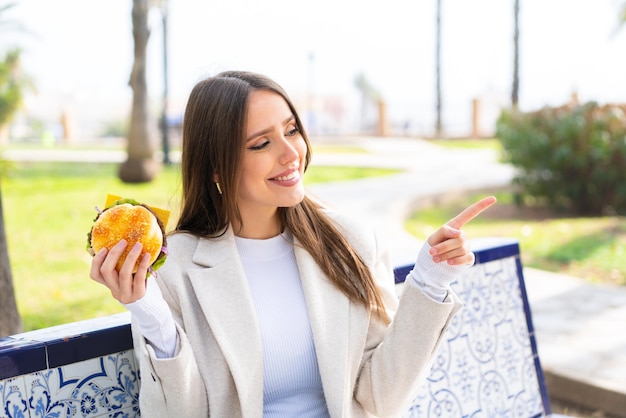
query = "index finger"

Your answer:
(447, 196), (497, 229)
